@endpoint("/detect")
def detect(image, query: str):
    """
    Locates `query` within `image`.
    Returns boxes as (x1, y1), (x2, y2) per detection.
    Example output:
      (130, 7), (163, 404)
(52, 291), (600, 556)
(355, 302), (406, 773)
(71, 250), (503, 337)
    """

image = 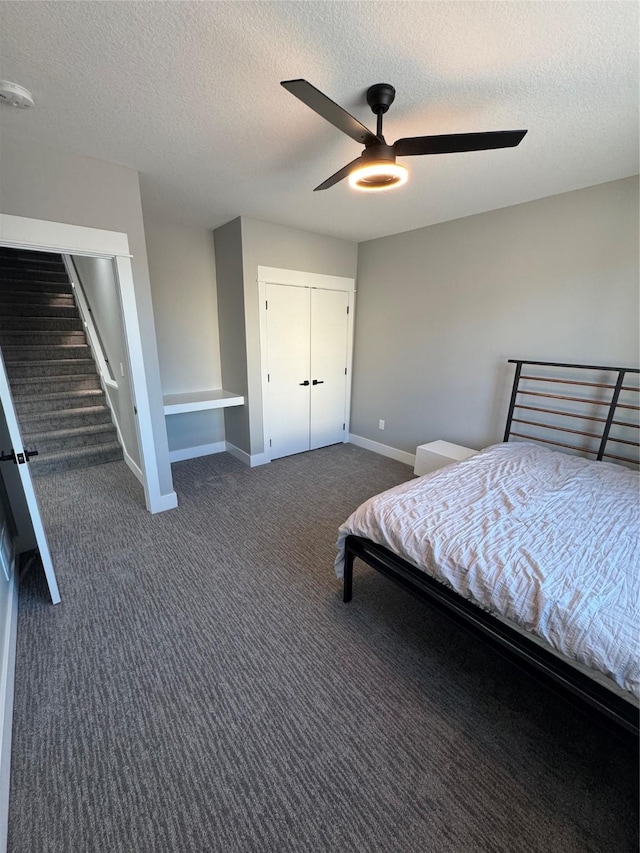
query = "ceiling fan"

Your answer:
(281, 79), (527, 192)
